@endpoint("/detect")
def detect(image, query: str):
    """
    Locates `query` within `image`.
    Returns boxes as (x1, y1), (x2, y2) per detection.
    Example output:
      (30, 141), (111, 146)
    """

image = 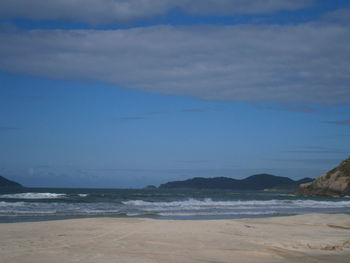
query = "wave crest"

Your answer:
(0, 193), (66, 199)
